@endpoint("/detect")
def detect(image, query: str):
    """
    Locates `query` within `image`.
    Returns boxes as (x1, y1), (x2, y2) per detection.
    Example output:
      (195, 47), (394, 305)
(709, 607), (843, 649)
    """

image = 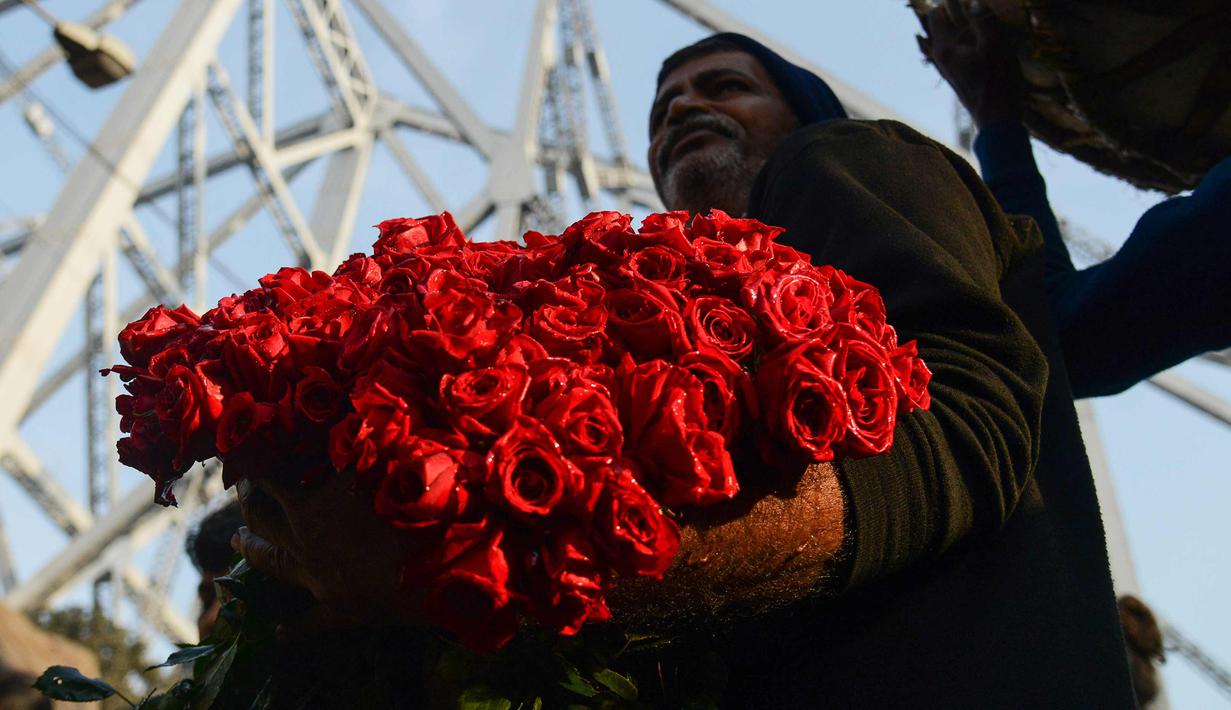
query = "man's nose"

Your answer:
(665, 93), (709, 127)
